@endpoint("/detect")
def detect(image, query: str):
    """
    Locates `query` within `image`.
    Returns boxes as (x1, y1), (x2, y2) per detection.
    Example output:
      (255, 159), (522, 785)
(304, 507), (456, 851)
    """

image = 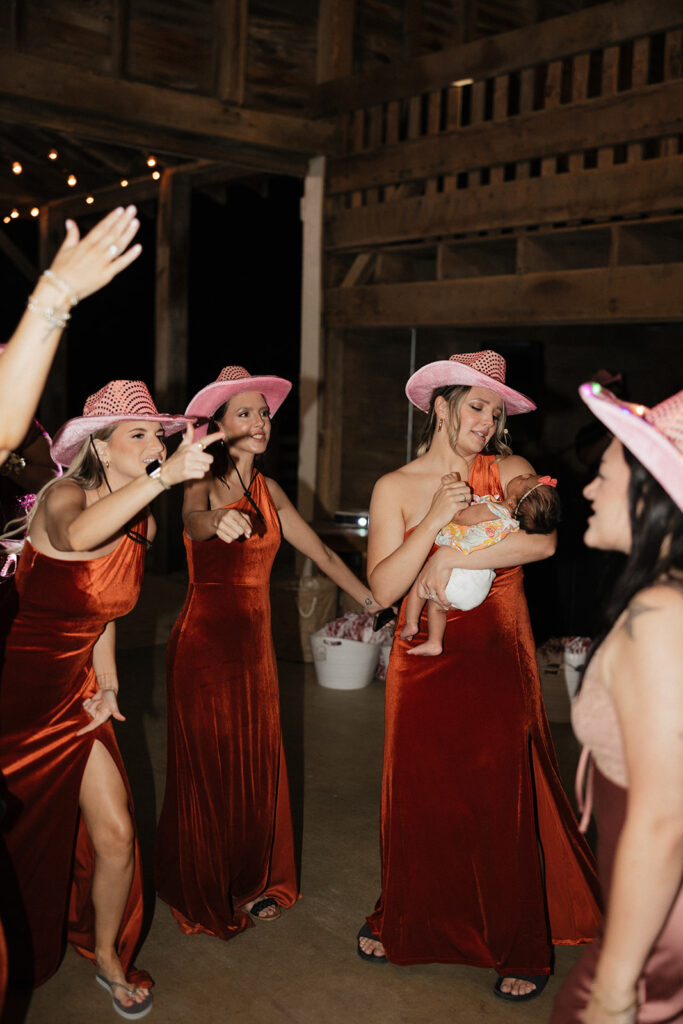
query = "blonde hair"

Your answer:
(1, 425), (117, 549)
(416, 385), (512, 458)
